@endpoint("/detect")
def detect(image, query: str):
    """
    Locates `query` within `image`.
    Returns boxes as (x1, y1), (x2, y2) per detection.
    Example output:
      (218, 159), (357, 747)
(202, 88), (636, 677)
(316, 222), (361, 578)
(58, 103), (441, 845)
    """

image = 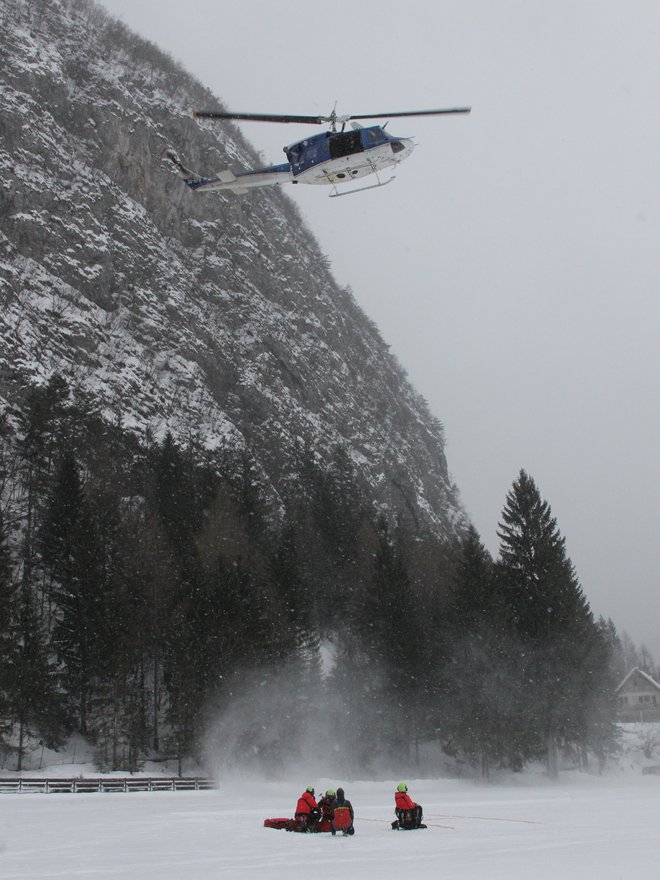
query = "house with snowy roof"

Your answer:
(615, 668), (660, 722)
